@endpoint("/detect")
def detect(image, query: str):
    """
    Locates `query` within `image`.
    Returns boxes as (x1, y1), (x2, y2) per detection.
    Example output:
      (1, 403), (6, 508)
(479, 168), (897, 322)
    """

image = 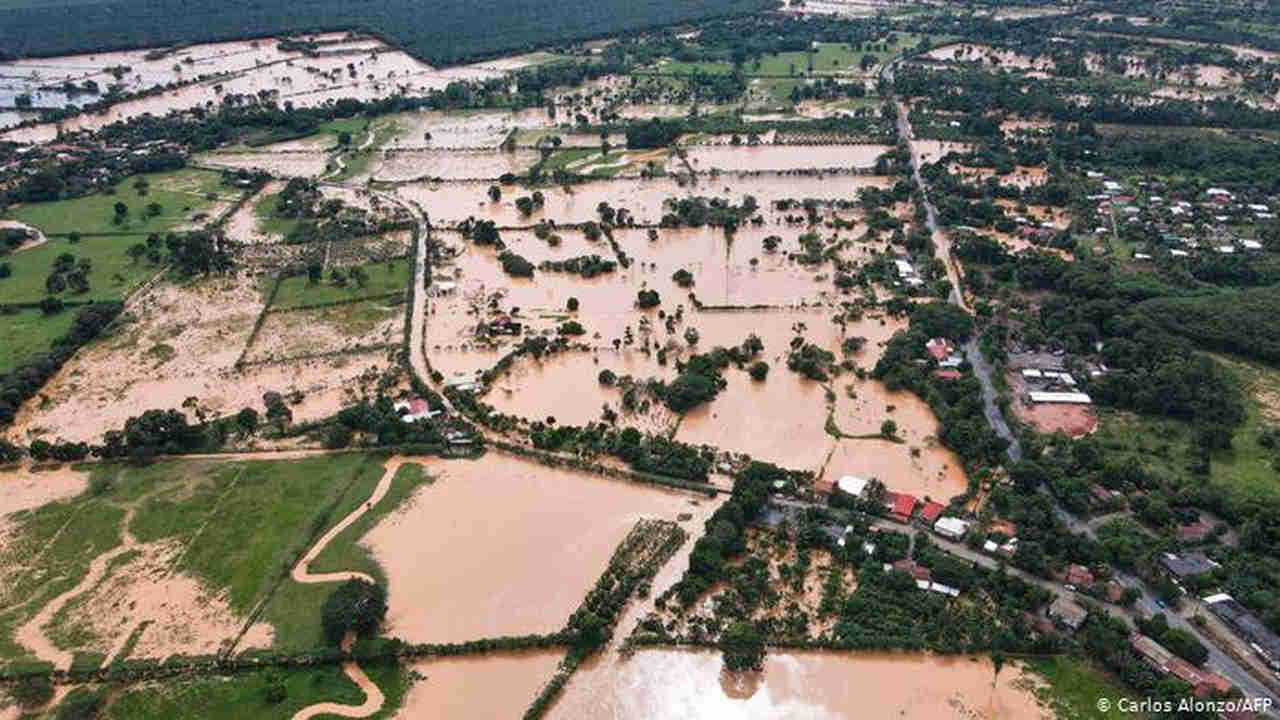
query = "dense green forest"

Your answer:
(0, 0), (774, 64)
